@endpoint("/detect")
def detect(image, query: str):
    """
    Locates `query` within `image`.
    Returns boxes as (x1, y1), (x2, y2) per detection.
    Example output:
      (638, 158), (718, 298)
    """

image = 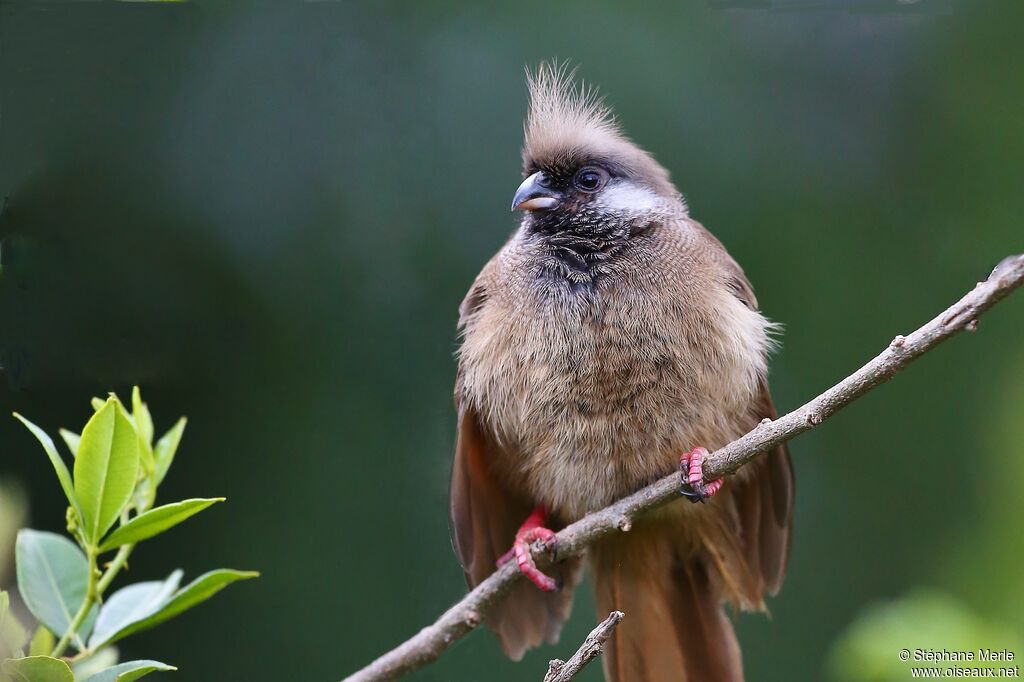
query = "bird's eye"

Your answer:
(573, 166), (608, 193)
